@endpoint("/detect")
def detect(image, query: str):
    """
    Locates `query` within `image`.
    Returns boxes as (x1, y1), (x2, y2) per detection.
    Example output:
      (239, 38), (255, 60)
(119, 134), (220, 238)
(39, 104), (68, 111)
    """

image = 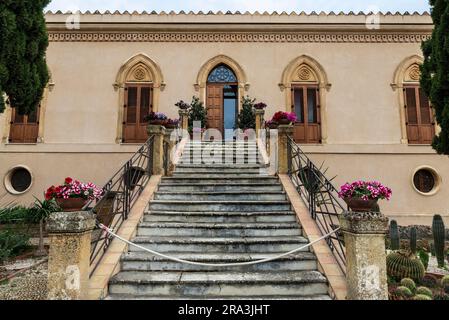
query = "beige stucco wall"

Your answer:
(1, 12), (447, 225)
